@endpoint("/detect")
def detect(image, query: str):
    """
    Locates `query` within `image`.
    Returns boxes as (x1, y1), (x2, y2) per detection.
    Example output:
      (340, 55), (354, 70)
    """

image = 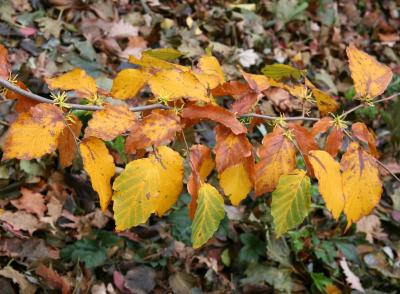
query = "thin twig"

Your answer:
(0, 119), (9, 126)
(374, 159), (400, 183)
(238, 113), (319, 122)
(340, 92), (400, 118)
(0, 78), (169, 112)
